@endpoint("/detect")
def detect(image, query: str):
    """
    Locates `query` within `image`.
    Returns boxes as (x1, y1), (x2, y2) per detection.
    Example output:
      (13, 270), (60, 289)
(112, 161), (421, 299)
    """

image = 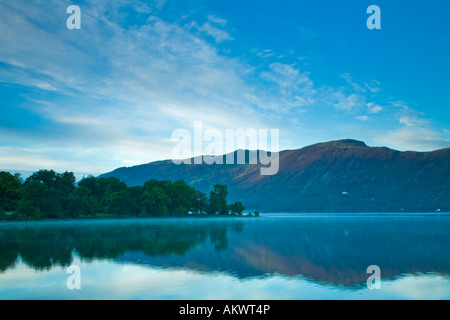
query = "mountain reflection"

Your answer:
(1, 216), (449, 287)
